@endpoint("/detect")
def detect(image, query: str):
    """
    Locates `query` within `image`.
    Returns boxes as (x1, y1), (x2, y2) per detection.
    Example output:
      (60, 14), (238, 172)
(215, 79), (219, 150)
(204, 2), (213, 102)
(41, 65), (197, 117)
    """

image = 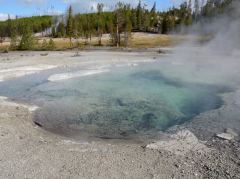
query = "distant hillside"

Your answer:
(0, 15), (53, 37)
